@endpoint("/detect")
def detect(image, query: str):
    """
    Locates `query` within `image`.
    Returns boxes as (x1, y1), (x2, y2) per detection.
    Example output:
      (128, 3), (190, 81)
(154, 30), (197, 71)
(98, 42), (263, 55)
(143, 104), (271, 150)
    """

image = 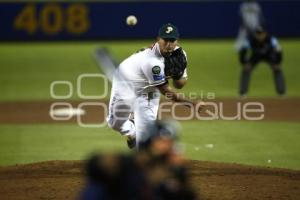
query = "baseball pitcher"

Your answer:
(107, 23), (205, 149)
